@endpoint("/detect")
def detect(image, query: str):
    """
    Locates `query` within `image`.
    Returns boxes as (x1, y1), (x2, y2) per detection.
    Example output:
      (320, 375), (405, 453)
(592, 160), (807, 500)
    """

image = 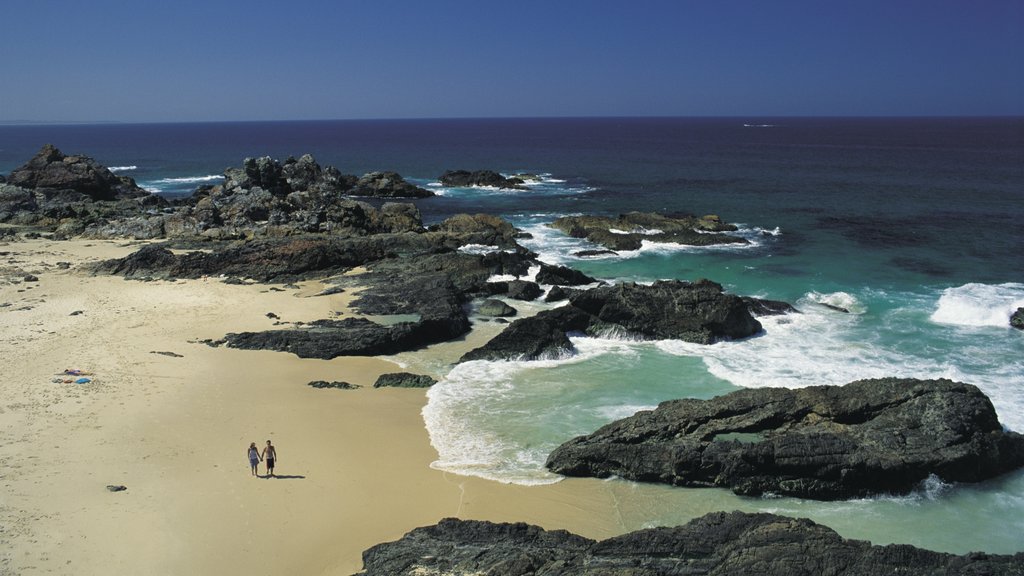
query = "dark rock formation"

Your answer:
(0, 145), (167, 234)
(6, 144), (149, 201)
(461, 306), (593, 361)
(357, 512), (1024, 576)
(535, 262), (597, 286)
(550, 211), (747, 251)
(546, 378), (1024, 500)
(478, 299), (517, 317)
(462, 279), (764, 362)
(349, 171), (433, 198)
(1, 148), (433, 239)
(373, 373), (438, 388)
(226, 315), (470, 358)
(1011, 307), (1024, 330)
(543, 285), (584, 302)
(439, 169), (526, 189)
(307, 380), (359, 389)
